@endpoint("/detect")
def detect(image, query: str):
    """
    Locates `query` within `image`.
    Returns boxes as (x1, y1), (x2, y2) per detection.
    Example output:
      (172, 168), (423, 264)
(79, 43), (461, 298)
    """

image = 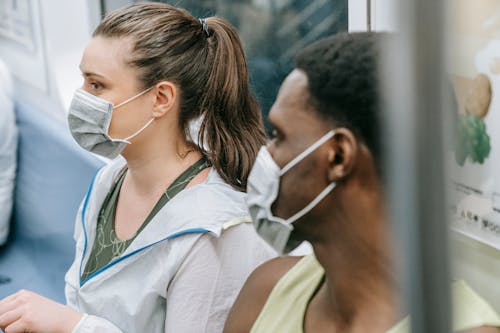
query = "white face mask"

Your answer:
(67, 87), (153, 159)
(246, 130), (336, 254)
